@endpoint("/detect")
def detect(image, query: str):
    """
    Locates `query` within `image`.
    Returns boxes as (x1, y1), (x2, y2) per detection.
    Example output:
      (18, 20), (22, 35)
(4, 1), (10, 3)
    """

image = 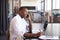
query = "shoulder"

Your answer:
(10, 15), (19, 23)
